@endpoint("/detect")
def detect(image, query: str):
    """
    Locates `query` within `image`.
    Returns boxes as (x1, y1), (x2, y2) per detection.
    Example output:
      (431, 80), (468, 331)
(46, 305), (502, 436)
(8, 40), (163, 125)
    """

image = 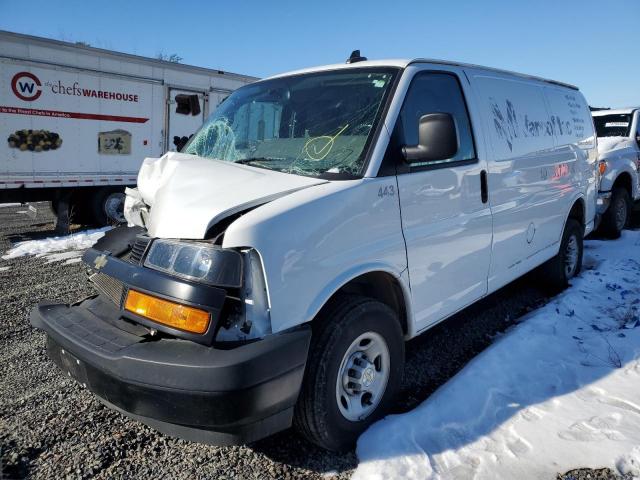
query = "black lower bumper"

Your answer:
(30, 296), (311, 445)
